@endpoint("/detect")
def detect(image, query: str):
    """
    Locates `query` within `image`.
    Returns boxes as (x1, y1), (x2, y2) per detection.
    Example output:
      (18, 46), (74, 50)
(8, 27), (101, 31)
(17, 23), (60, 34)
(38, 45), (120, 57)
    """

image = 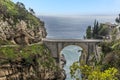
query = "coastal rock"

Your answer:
(59, 54), (66, 80)
(60, 54), (66, 68)
(0, 20), (47, 45)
